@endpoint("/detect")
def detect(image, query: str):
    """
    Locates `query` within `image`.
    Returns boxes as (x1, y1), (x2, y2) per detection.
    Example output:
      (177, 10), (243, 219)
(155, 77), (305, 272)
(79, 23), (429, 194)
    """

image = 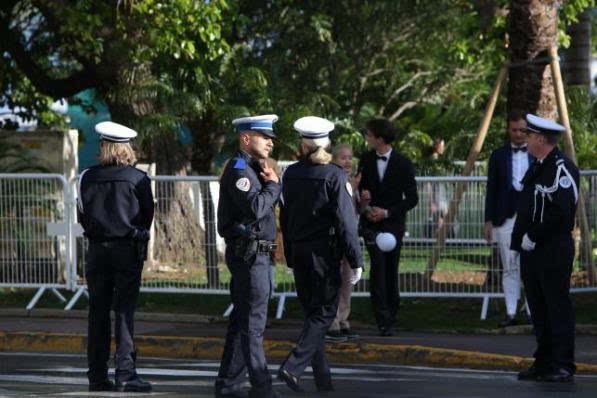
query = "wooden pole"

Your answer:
(426, 66), (508, 274)
(548, 46), (595, 283)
